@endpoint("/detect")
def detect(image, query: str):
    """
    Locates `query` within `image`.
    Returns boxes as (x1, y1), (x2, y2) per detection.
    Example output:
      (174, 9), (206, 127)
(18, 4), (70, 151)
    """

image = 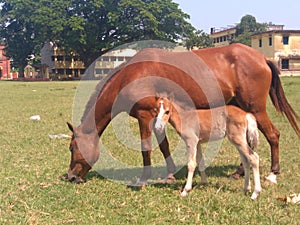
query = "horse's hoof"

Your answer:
(231, 164), (245, 180)
(265, 172), (277, 184)
(130, 179), (148, 188)
(158, 174), (176, 184)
